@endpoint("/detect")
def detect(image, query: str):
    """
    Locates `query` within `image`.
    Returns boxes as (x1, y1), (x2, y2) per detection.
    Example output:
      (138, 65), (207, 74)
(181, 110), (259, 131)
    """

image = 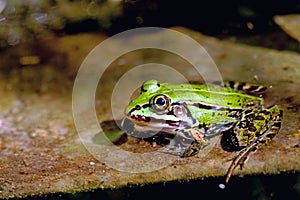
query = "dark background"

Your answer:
(64, 0), (300, 51)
